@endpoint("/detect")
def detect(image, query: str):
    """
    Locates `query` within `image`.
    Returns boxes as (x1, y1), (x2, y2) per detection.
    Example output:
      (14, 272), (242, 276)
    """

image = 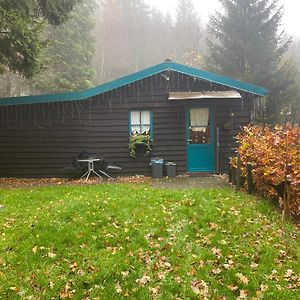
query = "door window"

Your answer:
(189, 108), (210, 144)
